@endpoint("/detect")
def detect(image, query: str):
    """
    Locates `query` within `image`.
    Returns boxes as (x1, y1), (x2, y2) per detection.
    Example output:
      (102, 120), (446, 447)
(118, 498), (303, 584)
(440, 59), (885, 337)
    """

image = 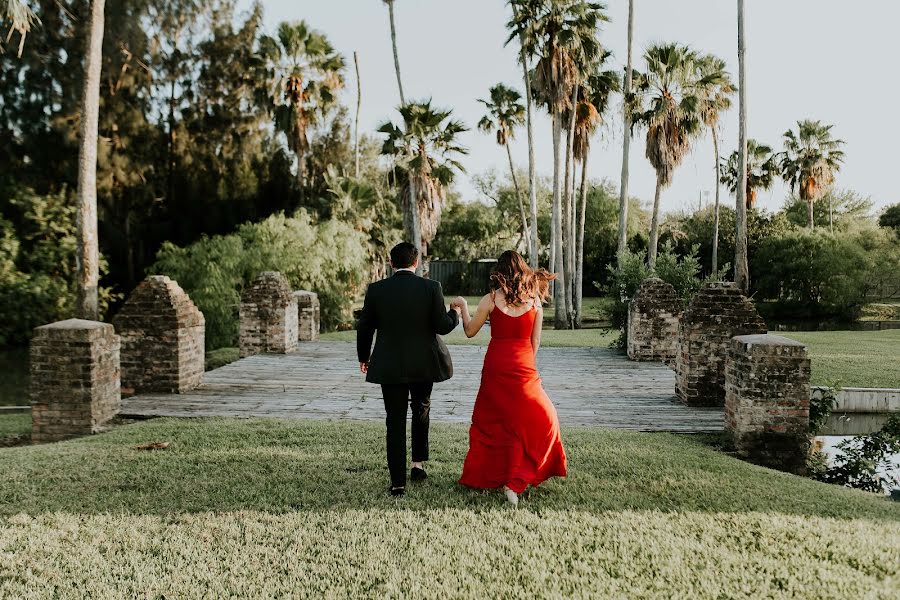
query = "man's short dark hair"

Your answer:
(390, 242), (419, 269)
